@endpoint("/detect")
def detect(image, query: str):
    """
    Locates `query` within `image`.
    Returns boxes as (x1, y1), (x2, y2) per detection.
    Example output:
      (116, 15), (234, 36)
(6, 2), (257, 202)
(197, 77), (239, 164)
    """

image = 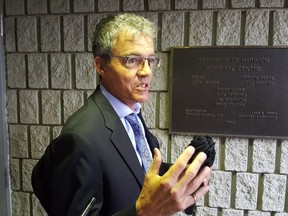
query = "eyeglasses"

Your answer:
(109, 55), (160, 70)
